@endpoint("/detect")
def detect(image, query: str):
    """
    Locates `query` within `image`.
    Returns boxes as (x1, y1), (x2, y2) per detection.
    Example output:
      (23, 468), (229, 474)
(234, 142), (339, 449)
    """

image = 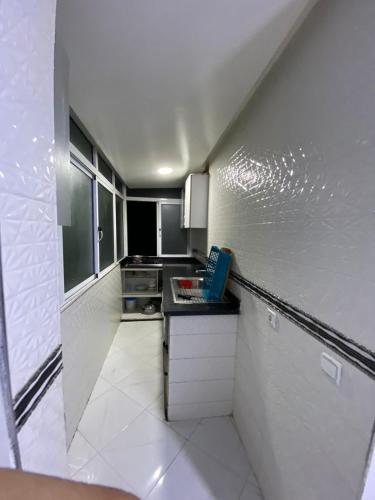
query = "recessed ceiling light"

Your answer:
(158, 167), (173, 175)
